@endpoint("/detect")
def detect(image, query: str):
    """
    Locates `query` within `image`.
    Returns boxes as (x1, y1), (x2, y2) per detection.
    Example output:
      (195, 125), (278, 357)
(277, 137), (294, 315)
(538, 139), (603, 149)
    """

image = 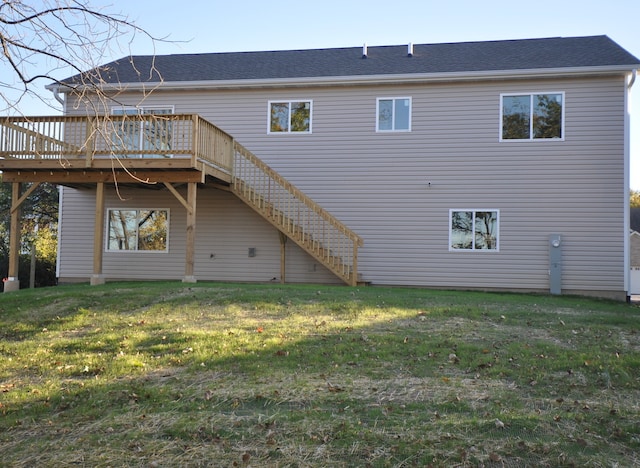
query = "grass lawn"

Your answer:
(0, 282), (639, 467)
